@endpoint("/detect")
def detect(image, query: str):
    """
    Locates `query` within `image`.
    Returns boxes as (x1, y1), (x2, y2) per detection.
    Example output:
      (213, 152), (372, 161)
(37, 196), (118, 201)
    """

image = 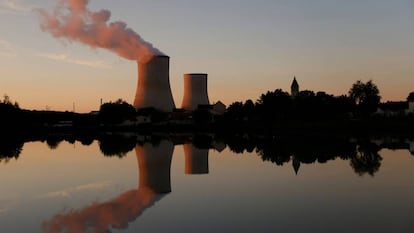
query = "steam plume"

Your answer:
(43, 188), (165, 233)
(37, 0), (165, 62)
